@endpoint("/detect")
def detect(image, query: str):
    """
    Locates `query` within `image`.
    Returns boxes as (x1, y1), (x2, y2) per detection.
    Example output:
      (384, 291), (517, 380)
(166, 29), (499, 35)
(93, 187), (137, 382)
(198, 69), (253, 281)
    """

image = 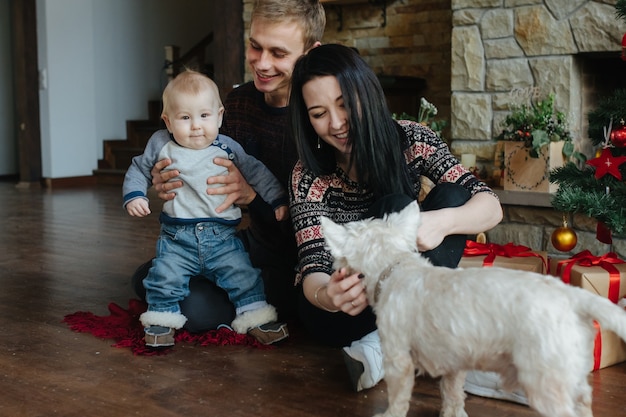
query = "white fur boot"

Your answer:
(231, 304), (277, 334)
(139, 310), (187, 348)
(139, 310), (188, 329)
